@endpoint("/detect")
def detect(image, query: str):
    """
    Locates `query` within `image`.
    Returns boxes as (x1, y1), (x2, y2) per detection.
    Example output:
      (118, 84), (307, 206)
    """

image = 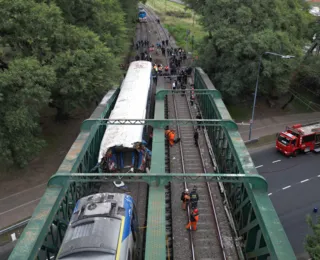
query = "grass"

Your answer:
(246, 133), (276, 149)
(308, 2), (320, 7)
(289, 88), (320, 113)
(227, 104), (252, 121)
(146, 0), (206, 52)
